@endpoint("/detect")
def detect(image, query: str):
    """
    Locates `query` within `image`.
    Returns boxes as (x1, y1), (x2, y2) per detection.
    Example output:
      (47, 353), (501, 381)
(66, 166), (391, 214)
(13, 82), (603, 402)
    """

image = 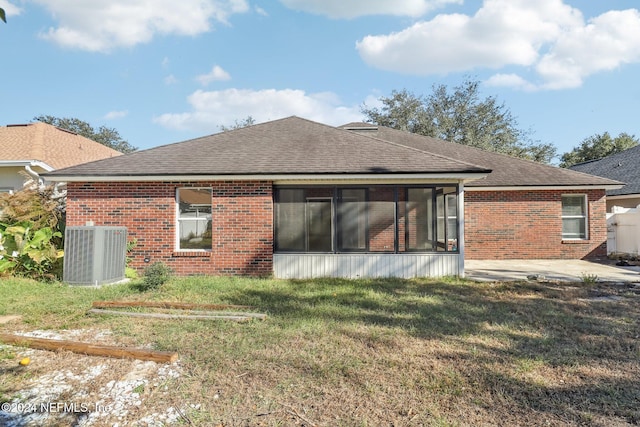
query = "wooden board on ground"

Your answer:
(0, 333), (178, 363)
(88, 308), (255, 322)
(92, 301), (255, 311)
